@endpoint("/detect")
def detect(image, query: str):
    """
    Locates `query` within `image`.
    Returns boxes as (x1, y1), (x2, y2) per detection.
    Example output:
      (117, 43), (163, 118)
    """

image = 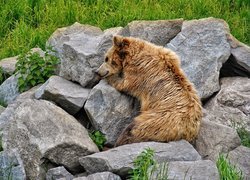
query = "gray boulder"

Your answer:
(228, 145), (250, 179)
(167, 17), (231, 99)
(166, 160), (219, 180)
(35, 75), (90, 115)
(46, 166), (74, 180)
(84, 80), (139, 146)
(0, 56), (17, 75)
(47, 22), (124, 88)
(196, 116), (241, 161)
(79, 140), (201, 177)
(2, 99), (98, 179)
(0, 150), (26, 180)
(73, 172), (121, 180)
(0, 85), (41, 131)
(122, 19), (183, 46)
(0, 75), (19, 105)
(204, 77), (250, 132)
